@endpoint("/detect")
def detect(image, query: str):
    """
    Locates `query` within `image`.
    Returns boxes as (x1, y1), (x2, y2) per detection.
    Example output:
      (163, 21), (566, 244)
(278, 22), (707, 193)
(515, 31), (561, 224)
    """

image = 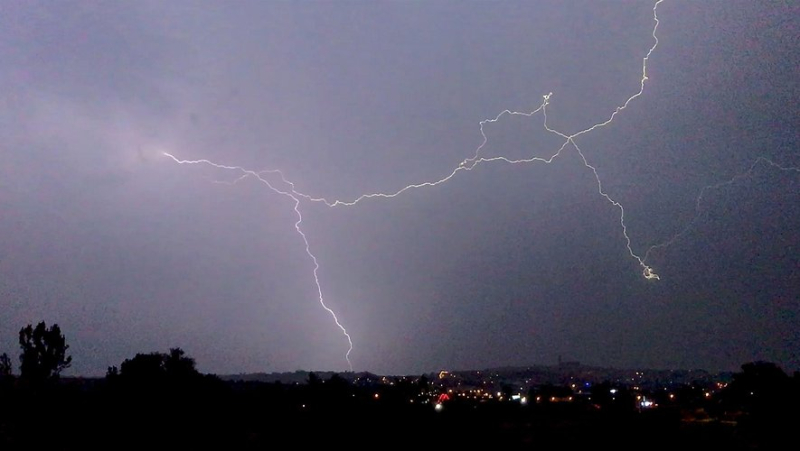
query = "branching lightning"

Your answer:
(163, 0), (798, 369)
(162, 153), (354, 370)
(643, 158), (800, 264)
(284, 0), (665, 280)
